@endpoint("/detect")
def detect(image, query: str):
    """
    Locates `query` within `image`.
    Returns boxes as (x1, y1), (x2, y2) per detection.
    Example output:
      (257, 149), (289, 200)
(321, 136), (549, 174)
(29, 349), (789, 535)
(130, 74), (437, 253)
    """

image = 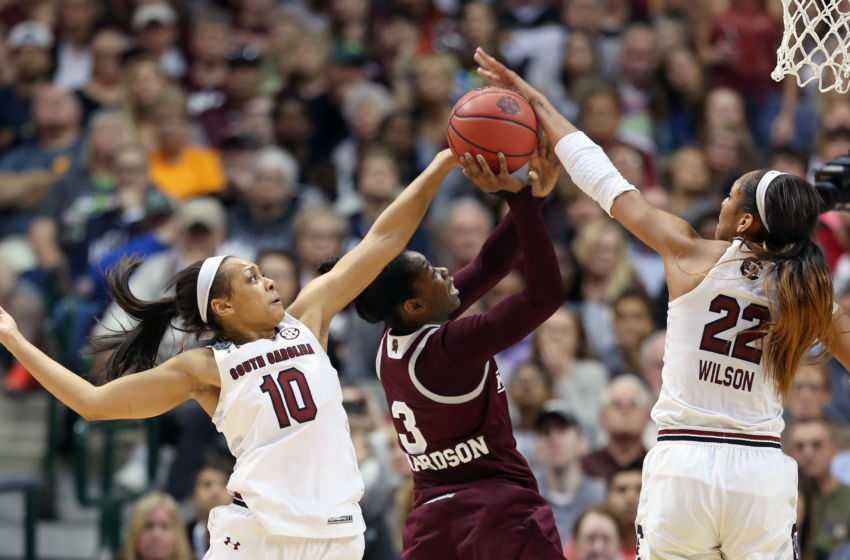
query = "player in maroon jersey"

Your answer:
(352, 137), (566, 559)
